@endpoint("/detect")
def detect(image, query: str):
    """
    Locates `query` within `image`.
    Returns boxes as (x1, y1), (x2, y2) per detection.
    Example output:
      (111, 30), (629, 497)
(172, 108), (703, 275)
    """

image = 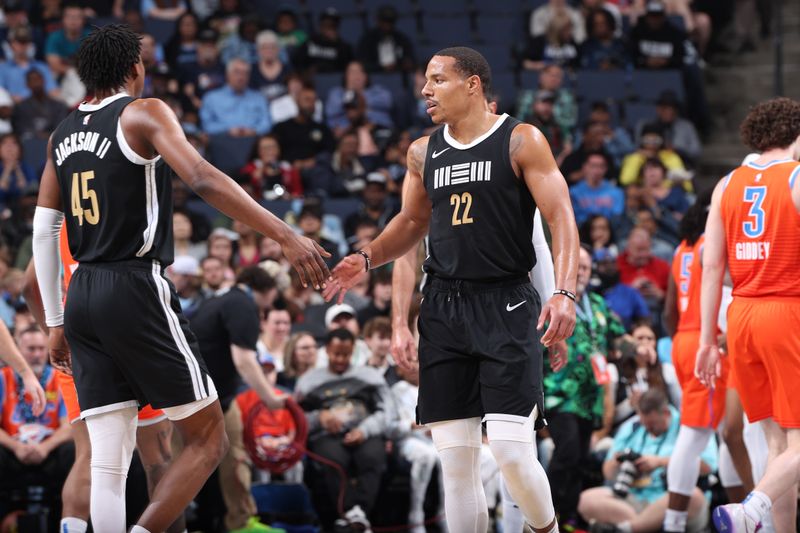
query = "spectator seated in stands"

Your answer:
(518, 65), (578, 146)
(239, 134), (302, 200)
(12, 68), (68, 142)
(292, 8), (353, 74)
(522, 9), (581, 71)
(529, 90), (571, 166)
(594, 249), (651, 331)
(326, 61), (395, 133)
(363, 316), (393, 374)
(0, 26), (59, 104)
(579, 8), (631, 71)
(178, 27), (226, 112)
(389, 360), (444, 533)
(250, 30), (292, 105)
(629, 1), (685, 70)
(277, 332), (318, 392)
(315, 304), (371, 368)
(357, 5), (416, 73)
(44, 2), (90, 80)
(530, 0), (587, 44)
(295, 328), (395, 531)
(0, 134), (37, 210)
(619, 125), (688, 190)
(576, 102), (636, 170)
(617, 227), (670, 314)
(231, 219), (262, 269)
(561, 121), (617, 185)
(358, 271), (393, 328)
(274, 7), (307, 51)
(206, 227), (237, 284)
(0, 327), (72, 501)
(200, 58), (271, 136)
(165, 254), (203, 316)
(580, 214), (619, 259)
(219, 13), (260, 65)
(344, 172), (398, 238)
(164, 12), (201, 69)
(258, 306), (292, 373)
(570, 151), (625, 225)
(638, 157), (689, 228)
(577, 388), (712, 533)
(635, 90), (702, 165)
